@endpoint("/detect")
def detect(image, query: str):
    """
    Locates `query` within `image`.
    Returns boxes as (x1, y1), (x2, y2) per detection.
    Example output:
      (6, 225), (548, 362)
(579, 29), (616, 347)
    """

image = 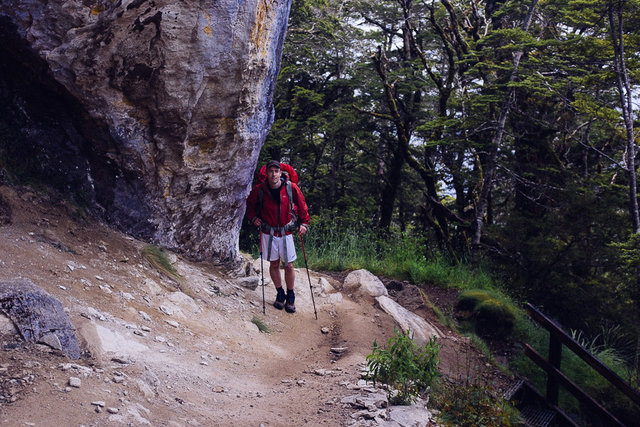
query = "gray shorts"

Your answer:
(261, 233), (297, 263)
